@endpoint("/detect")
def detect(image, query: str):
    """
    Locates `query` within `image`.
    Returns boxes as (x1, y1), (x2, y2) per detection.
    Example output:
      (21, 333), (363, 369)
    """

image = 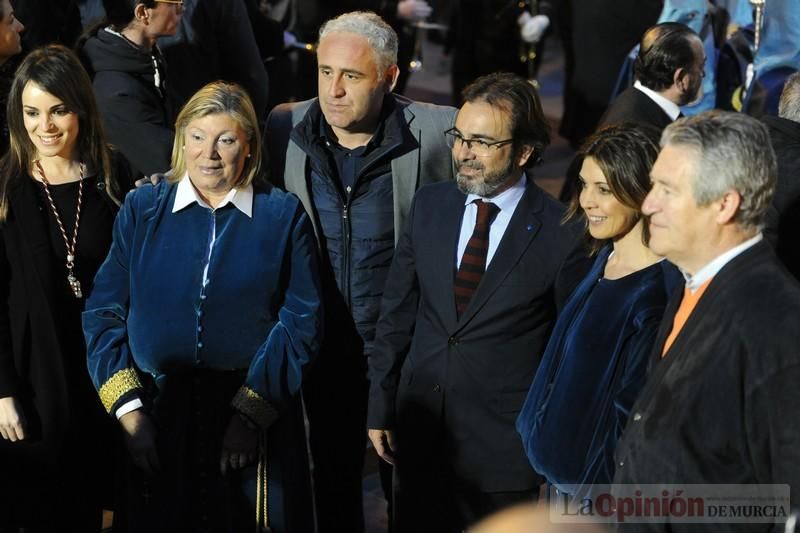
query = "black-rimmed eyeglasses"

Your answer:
(444, 128), (514, 157)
